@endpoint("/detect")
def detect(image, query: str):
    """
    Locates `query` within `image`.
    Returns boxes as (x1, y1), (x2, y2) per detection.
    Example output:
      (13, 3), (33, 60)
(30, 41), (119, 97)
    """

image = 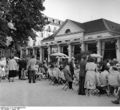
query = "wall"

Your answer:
(56, 20), (83, 36)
